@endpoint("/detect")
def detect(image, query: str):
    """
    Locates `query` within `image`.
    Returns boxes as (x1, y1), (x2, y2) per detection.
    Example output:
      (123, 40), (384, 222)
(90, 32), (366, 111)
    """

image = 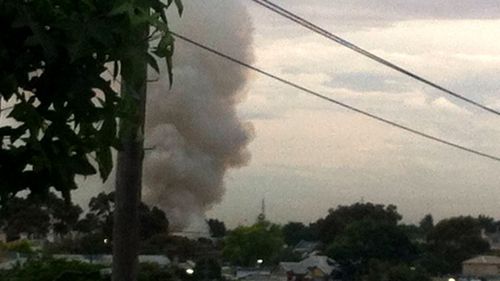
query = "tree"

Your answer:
(327, 220), (417, 279)
(419, 214), (434, 236)
(477, 214), (496, 233)
(0, 192), (82, 240)
(364, 261), (430, 281)
(52, 192), (168, 255)
(193, 258), (222, 281)
(0, 257), (105, 281)
(0, 0), (180, 200)
(316, 202), (402, 243)
(139, 205), (169, 241)
(282, 221), (316, 246)
(0, 196), (50, 240)
(207, 219), (226, 238)
(46, 193), (83, 238)
(423, 216), (490, 274)
(1, 2), (181, 280)
(223, 221), (284, 266)
(76, 192), (169, 242)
